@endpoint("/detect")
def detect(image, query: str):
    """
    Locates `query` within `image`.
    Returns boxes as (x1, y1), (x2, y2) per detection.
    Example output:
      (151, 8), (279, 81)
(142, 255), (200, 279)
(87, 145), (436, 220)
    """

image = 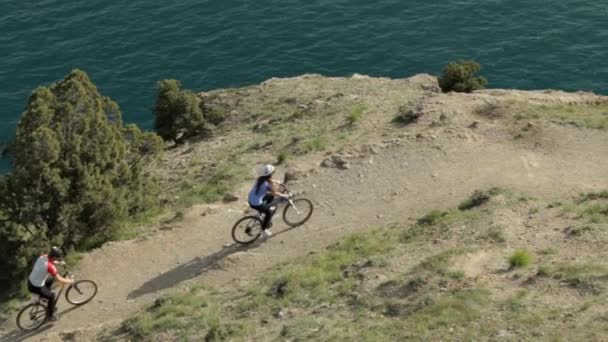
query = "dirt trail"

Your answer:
(2, 109), (608, 341)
